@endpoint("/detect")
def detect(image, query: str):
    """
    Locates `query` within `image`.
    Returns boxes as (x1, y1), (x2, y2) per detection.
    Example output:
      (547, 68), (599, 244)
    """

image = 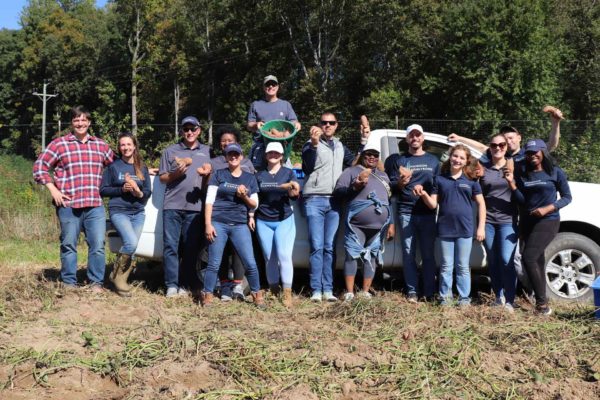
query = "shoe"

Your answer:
(282, 288), (293, 308)
(357, 291), (372, 299)
(166, 287), (179, 298)
(536, 304), (552, 316)
(178, 287), (190, 297)
(62, 283), (79, 292)
(323, 292), (338, 302)
(109, 253), (133, 297)
(458, 301), (471, 308)
(88, 283), (105, 294)
(269, 284), (281, 296)
(343, 292), (355, 302)
(252, 290), (267, 310)
(492, 296), (505, 307)
(200, 291), (214, 307)
(220, 294), (233, 302)
(425, 295), (436, 303)
(310, 292), (322, 302)
(503, 303), (515, 314)
(232, 284), (245, 301)
(407, 293), (418, 303)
